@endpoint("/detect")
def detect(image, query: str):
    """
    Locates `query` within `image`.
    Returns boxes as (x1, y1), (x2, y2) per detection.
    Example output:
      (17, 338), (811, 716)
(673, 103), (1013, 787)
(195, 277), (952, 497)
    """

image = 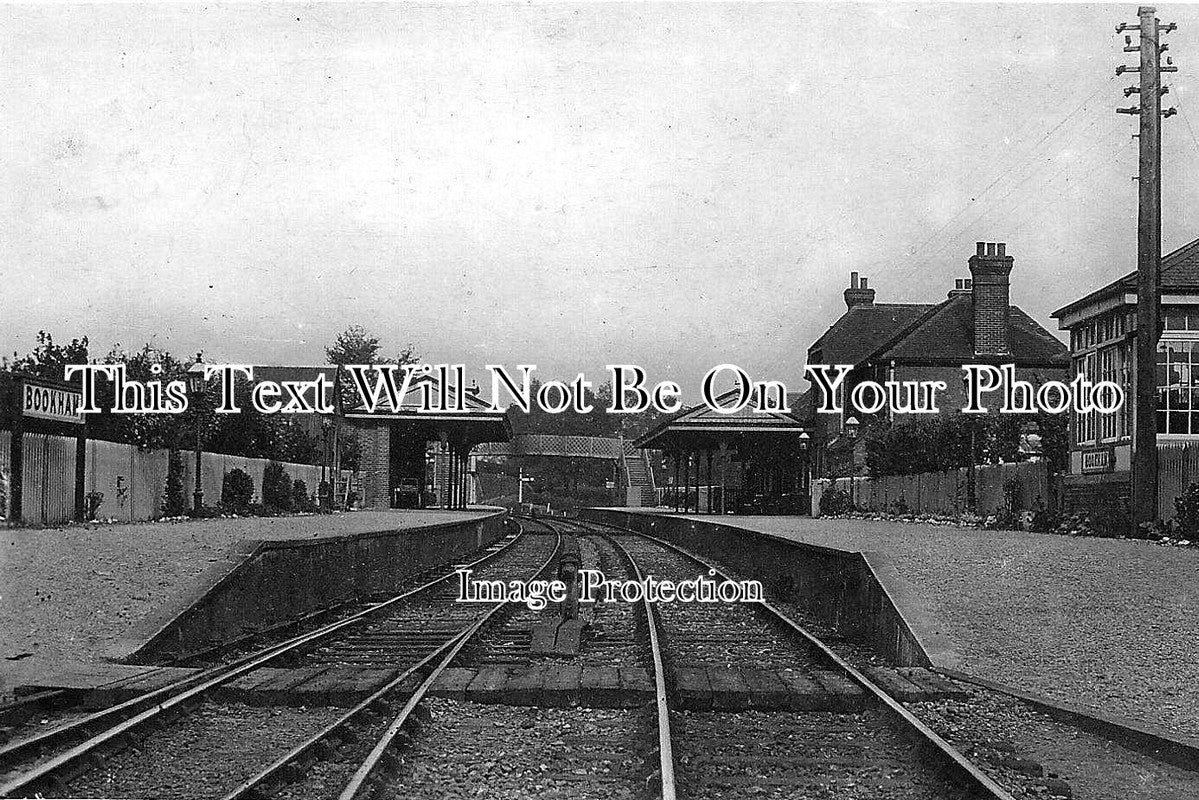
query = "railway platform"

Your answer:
(0, 508), (503, 687)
